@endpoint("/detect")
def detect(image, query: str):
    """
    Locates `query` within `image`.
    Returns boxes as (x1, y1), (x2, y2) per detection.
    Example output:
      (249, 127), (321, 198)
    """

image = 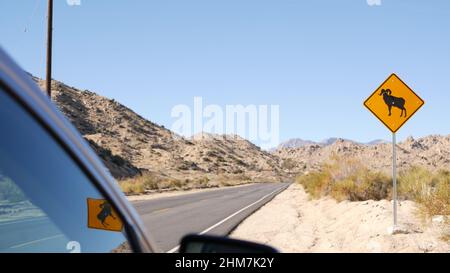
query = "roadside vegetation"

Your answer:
(118, 172), (252, 195)
(296, 156), (449, 235)
(297, 156), (391, 202)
